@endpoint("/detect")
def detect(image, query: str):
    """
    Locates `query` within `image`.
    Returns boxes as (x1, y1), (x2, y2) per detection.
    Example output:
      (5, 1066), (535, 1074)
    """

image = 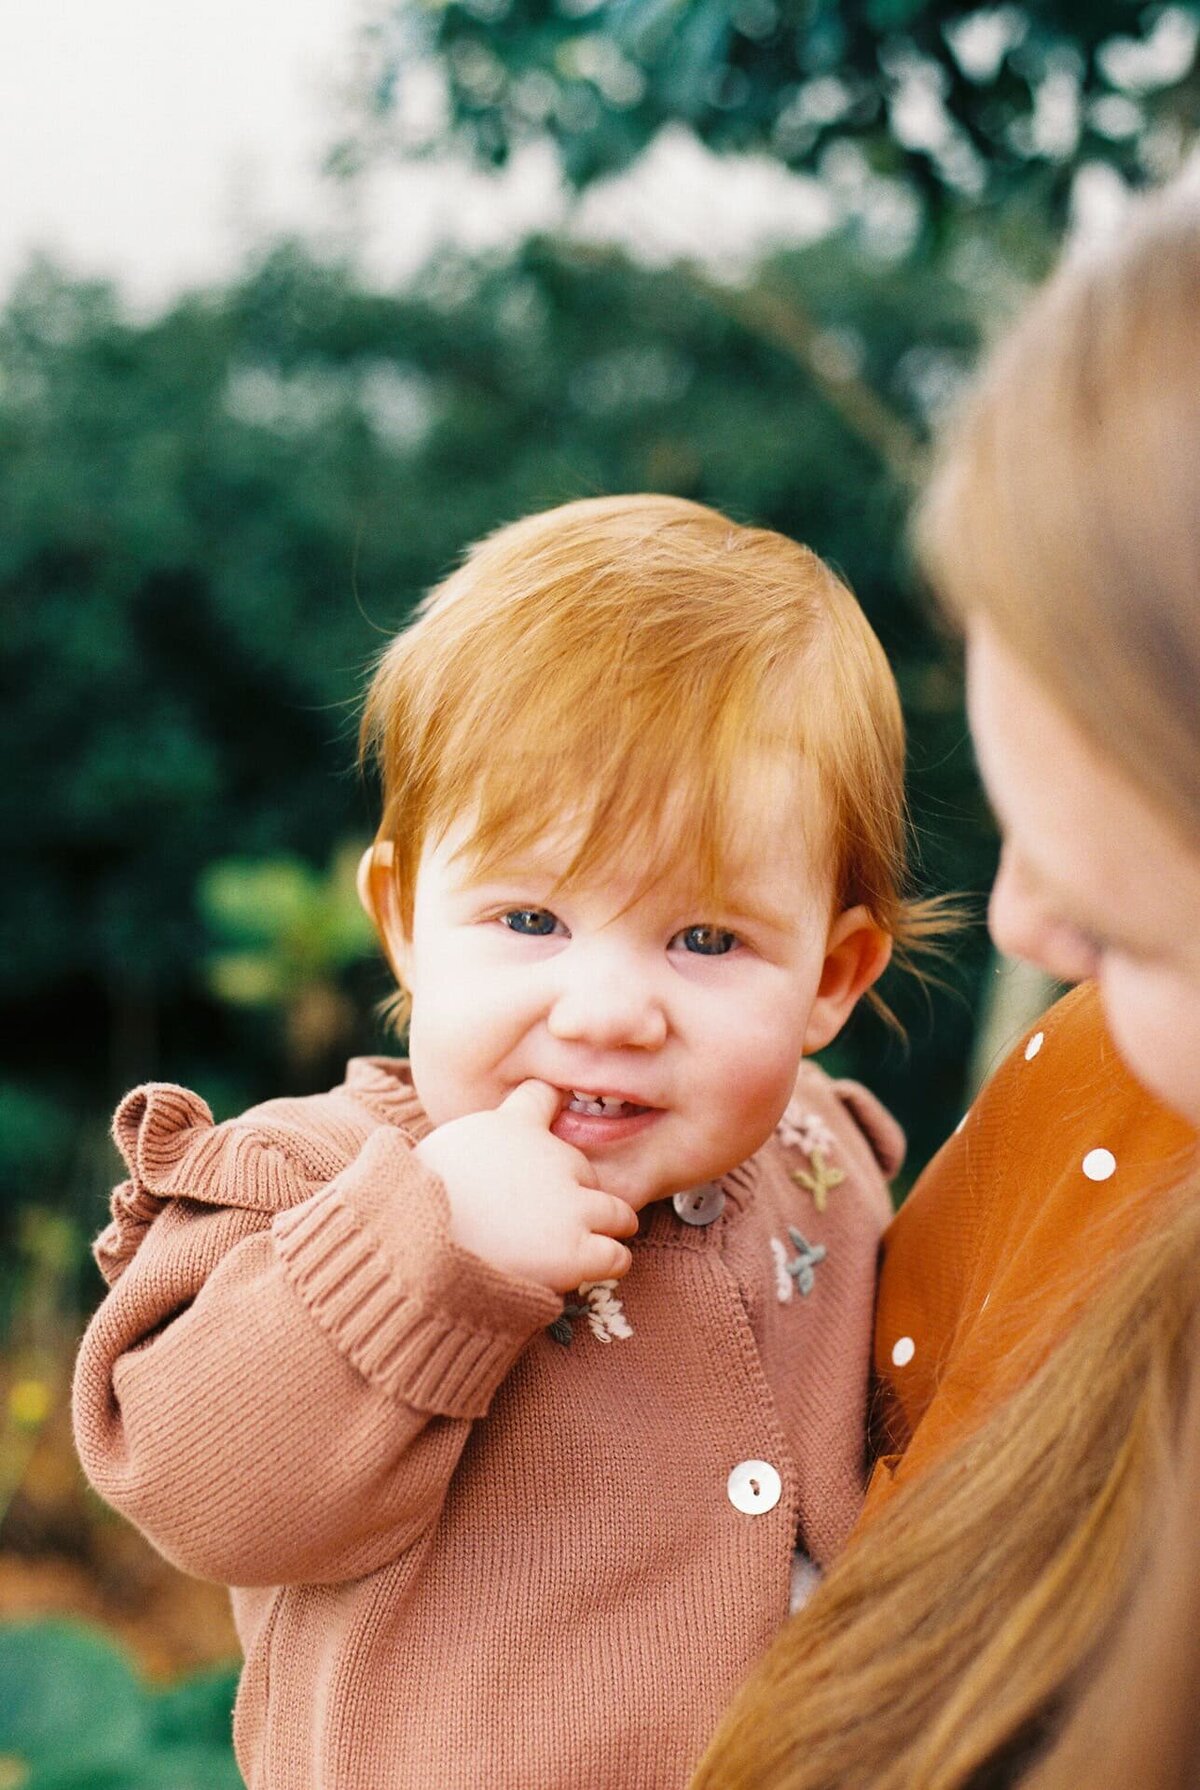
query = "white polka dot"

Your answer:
(891, 1335), (915, 1368)
(954, 1112), (968, 1135)
(1082, 1147), (1117, 1182)
(1024, 1031), (1044, 1061)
